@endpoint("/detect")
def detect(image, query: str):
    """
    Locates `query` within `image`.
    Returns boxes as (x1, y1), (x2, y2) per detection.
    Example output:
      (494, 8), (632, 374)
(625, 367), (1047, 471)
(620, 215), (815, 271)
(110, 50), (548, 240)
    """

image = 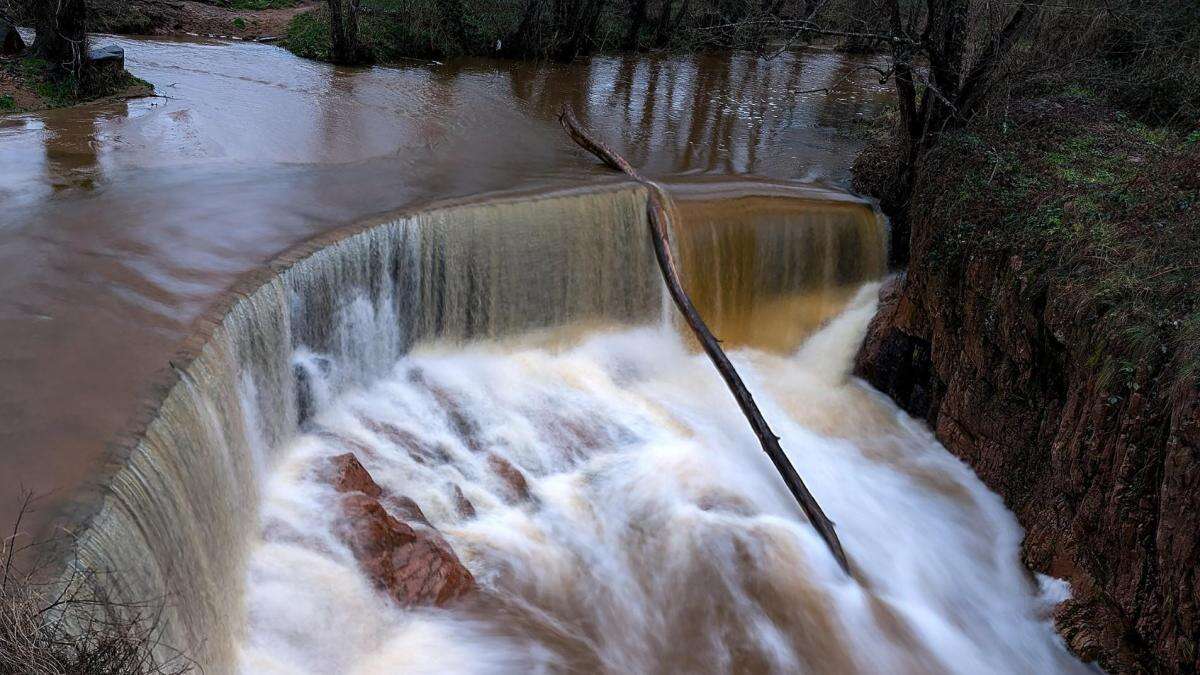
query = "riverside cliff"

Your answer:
(853, 97), (1199, 673)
